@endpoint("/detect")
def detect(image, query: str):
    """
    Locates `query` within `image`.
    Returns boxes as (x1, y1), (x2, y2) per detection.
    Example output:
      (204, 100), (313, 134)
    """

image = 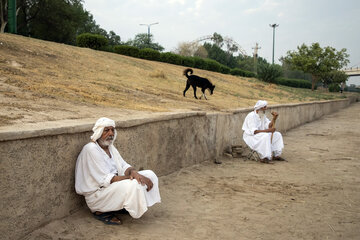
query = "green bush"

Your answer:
(230, 68), (256, 78)
(139, 48), (161, 61)
(76, 33), (108, 50)
(181, 56), (195, 67)
(204, 59), (221, 72)
(276, 77), (313, 89)
(230, 68), (245, 76)
(192, 57), (207, 69)
(114, 45), (140, 57)
(160, 52), (183, 65)
(99, 45), (115, 53)
(328, 83), (340, 92)
(219, 65), (231, 74)
(245, 71), (257, 78)
(258, 64), (283, 83)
